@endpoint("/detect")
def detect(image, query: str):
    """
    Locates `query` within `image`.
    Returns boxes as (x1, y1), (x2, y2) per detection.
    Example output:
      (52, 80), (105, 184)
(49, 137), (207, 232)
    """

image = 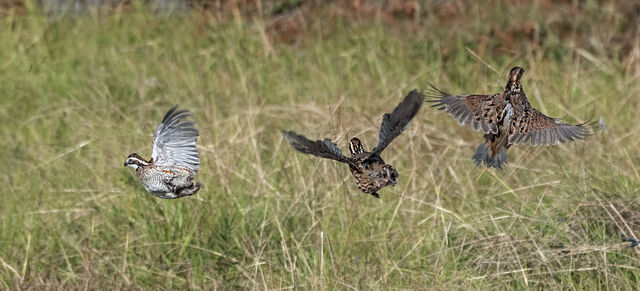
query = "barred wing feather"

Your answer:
(151, 105), (200, 171)
(509, 107), (592, 146)
(426, 85), (502, 134)
(372, 90), (425, 155)
(282, 130), (357, 168)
